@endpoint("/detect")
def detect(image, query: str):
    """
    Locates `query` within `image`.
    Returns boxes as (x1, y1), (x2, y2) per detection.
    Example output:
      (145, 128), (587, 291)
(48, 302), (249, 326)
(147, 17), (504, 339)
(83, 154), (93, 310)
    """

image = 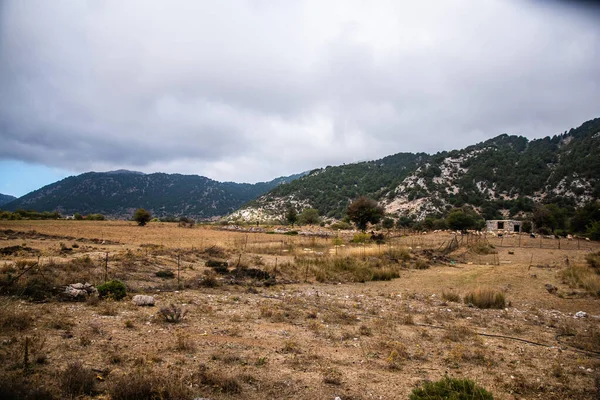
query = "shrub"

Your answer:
(470, 242), (496, 255)
(412, 259), (430, 269)
(0, 309), (32, 332)
(442, 290), (461, 303)
(195, 366), (242, 394)
(351, 232), (371, 243)
(97, 280), (127, 300)
(330, 221), (353, 230)
(60, 361), (96, 396)
(159, 304), (187, 323)
(560, 265), (600, 297)
(586, 251), (600, 270)
(109, 369), (191, 400)
(155, 270), (175, 279)
(464, 289), (506, 309)
(132, 208), (152, 226)
(410, 376), (494, 400)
